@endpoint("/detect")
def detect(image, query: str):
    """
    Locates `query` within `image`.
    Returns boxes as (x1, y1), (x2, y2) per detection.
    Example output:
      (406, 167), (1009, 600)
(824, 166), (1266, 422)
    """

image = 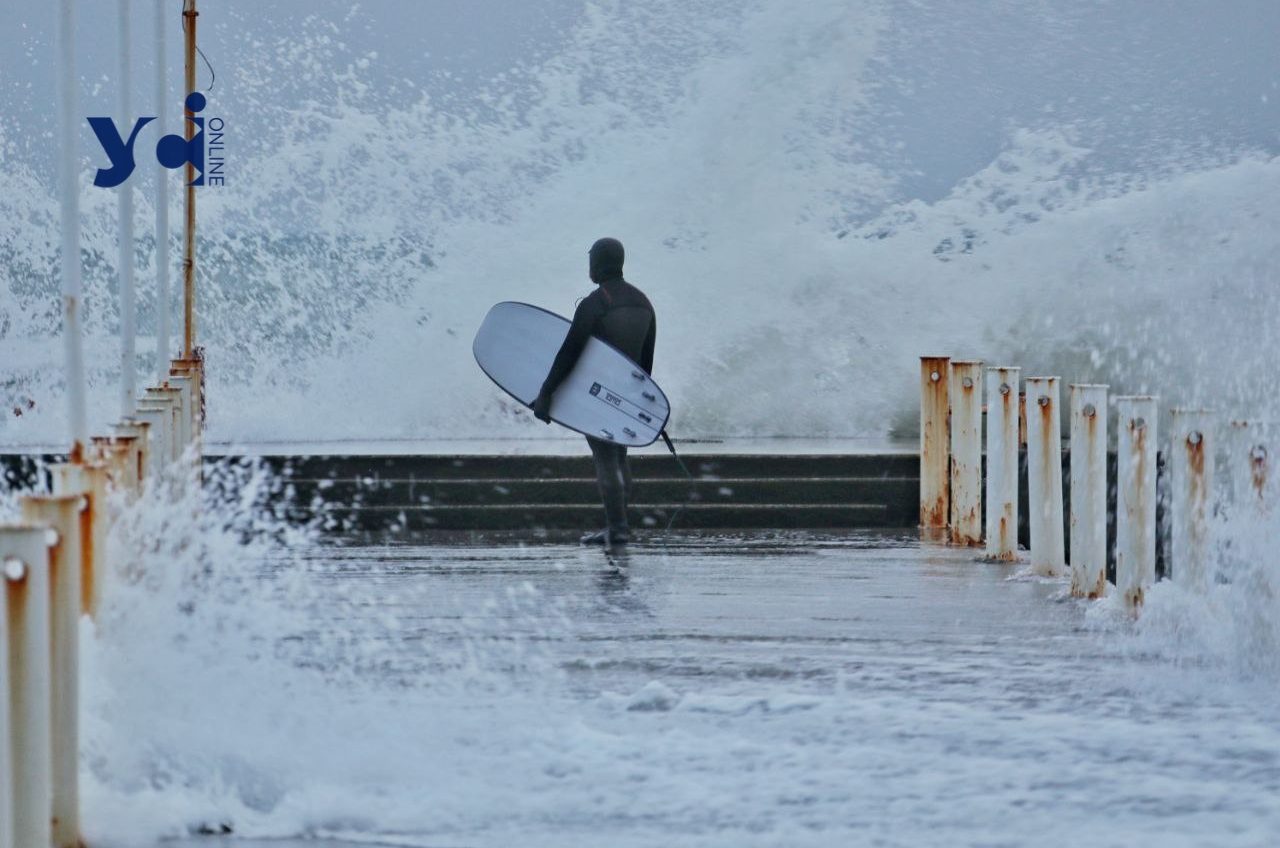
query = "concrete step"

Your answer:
(281, 475), (918, 508)
(299, 502), (894, 532)
(246, 452), (920, 481)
